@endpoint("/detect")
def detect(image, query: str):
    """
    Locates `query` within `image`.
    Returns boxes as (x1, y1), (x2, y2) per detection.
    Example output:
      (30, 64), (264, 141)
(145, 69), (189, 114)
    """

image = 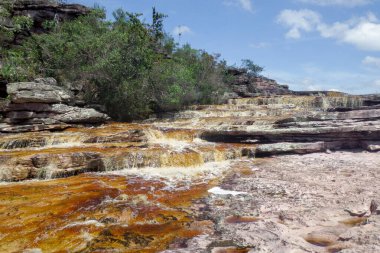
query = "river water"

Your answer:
(0, 95), (364, 252)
